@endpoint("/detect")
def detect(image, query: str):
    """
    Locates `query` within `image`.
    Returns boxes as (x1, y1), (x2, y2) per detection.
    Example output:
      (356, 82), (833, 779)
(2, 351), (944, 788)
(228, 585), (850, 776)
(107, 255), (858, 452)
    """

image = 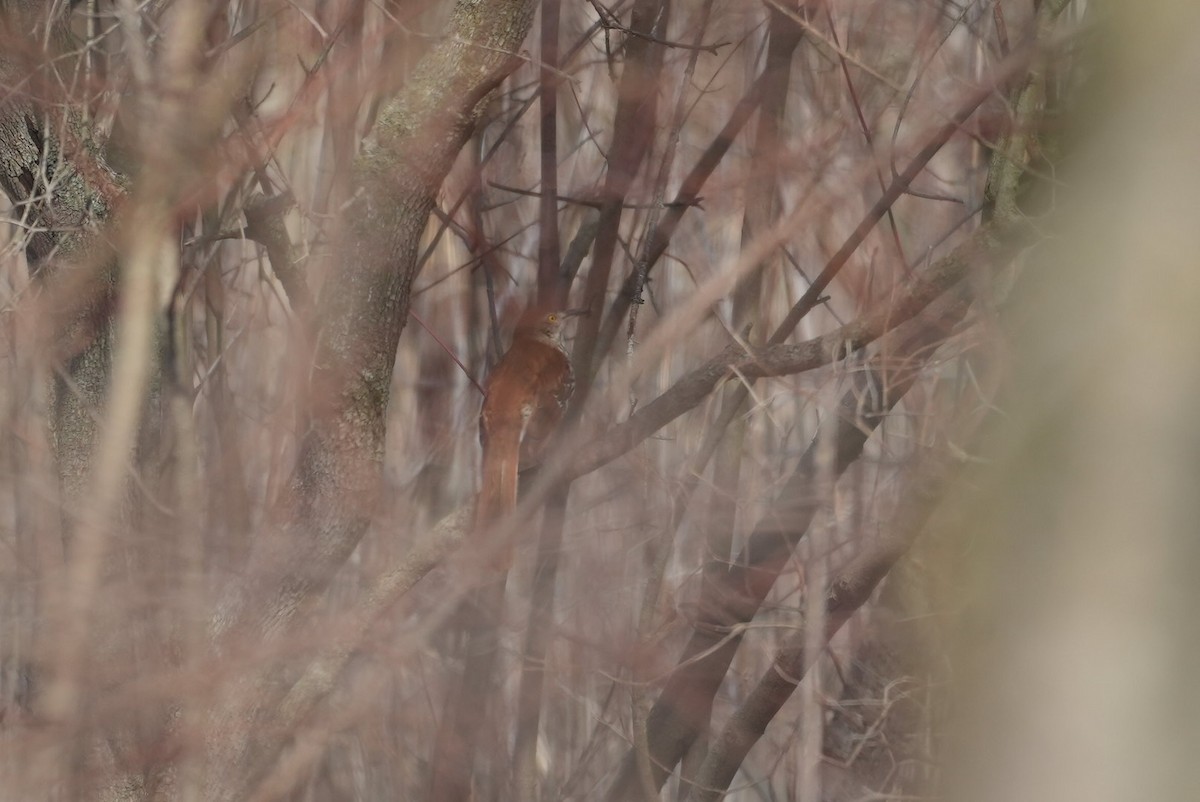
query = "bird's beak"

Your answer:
(562, 308), (589, 318)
